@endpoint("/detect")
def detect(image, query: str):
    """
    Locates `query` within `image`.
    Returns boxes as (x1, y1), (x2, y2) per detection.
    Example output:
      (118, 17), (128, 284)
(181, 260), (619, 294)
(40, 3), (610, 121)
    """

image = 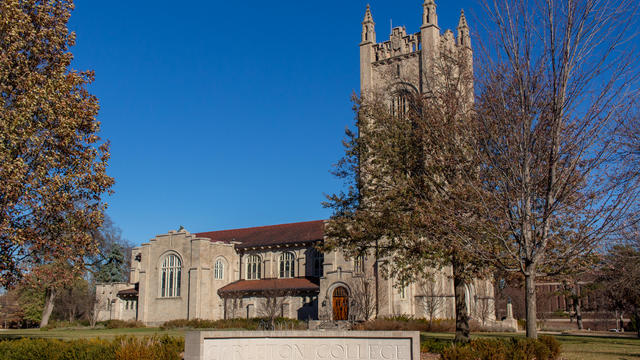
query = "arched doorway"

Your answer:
(332, 287), (349, 320)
